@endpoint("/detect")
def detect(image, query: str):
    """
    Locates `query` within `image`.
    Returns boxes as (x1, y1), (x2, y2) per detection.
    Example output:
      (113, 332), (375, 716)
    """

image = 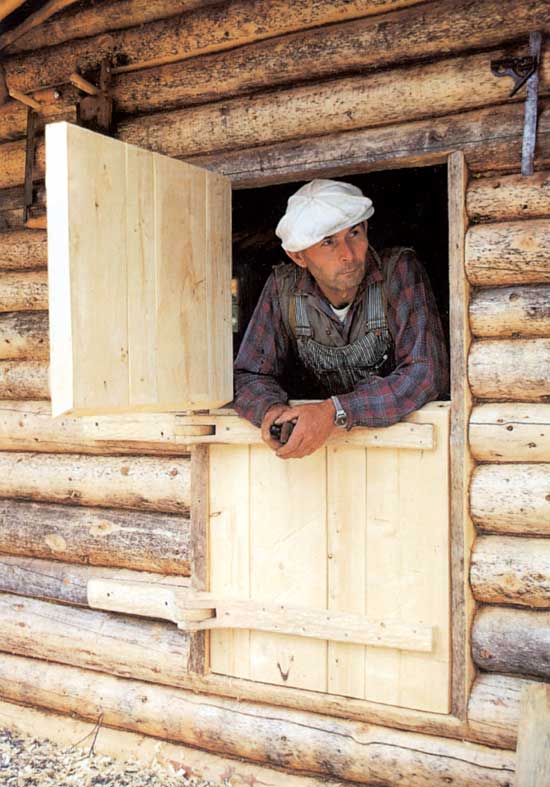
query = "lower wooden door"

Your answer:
(208, 401), (451, 713)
